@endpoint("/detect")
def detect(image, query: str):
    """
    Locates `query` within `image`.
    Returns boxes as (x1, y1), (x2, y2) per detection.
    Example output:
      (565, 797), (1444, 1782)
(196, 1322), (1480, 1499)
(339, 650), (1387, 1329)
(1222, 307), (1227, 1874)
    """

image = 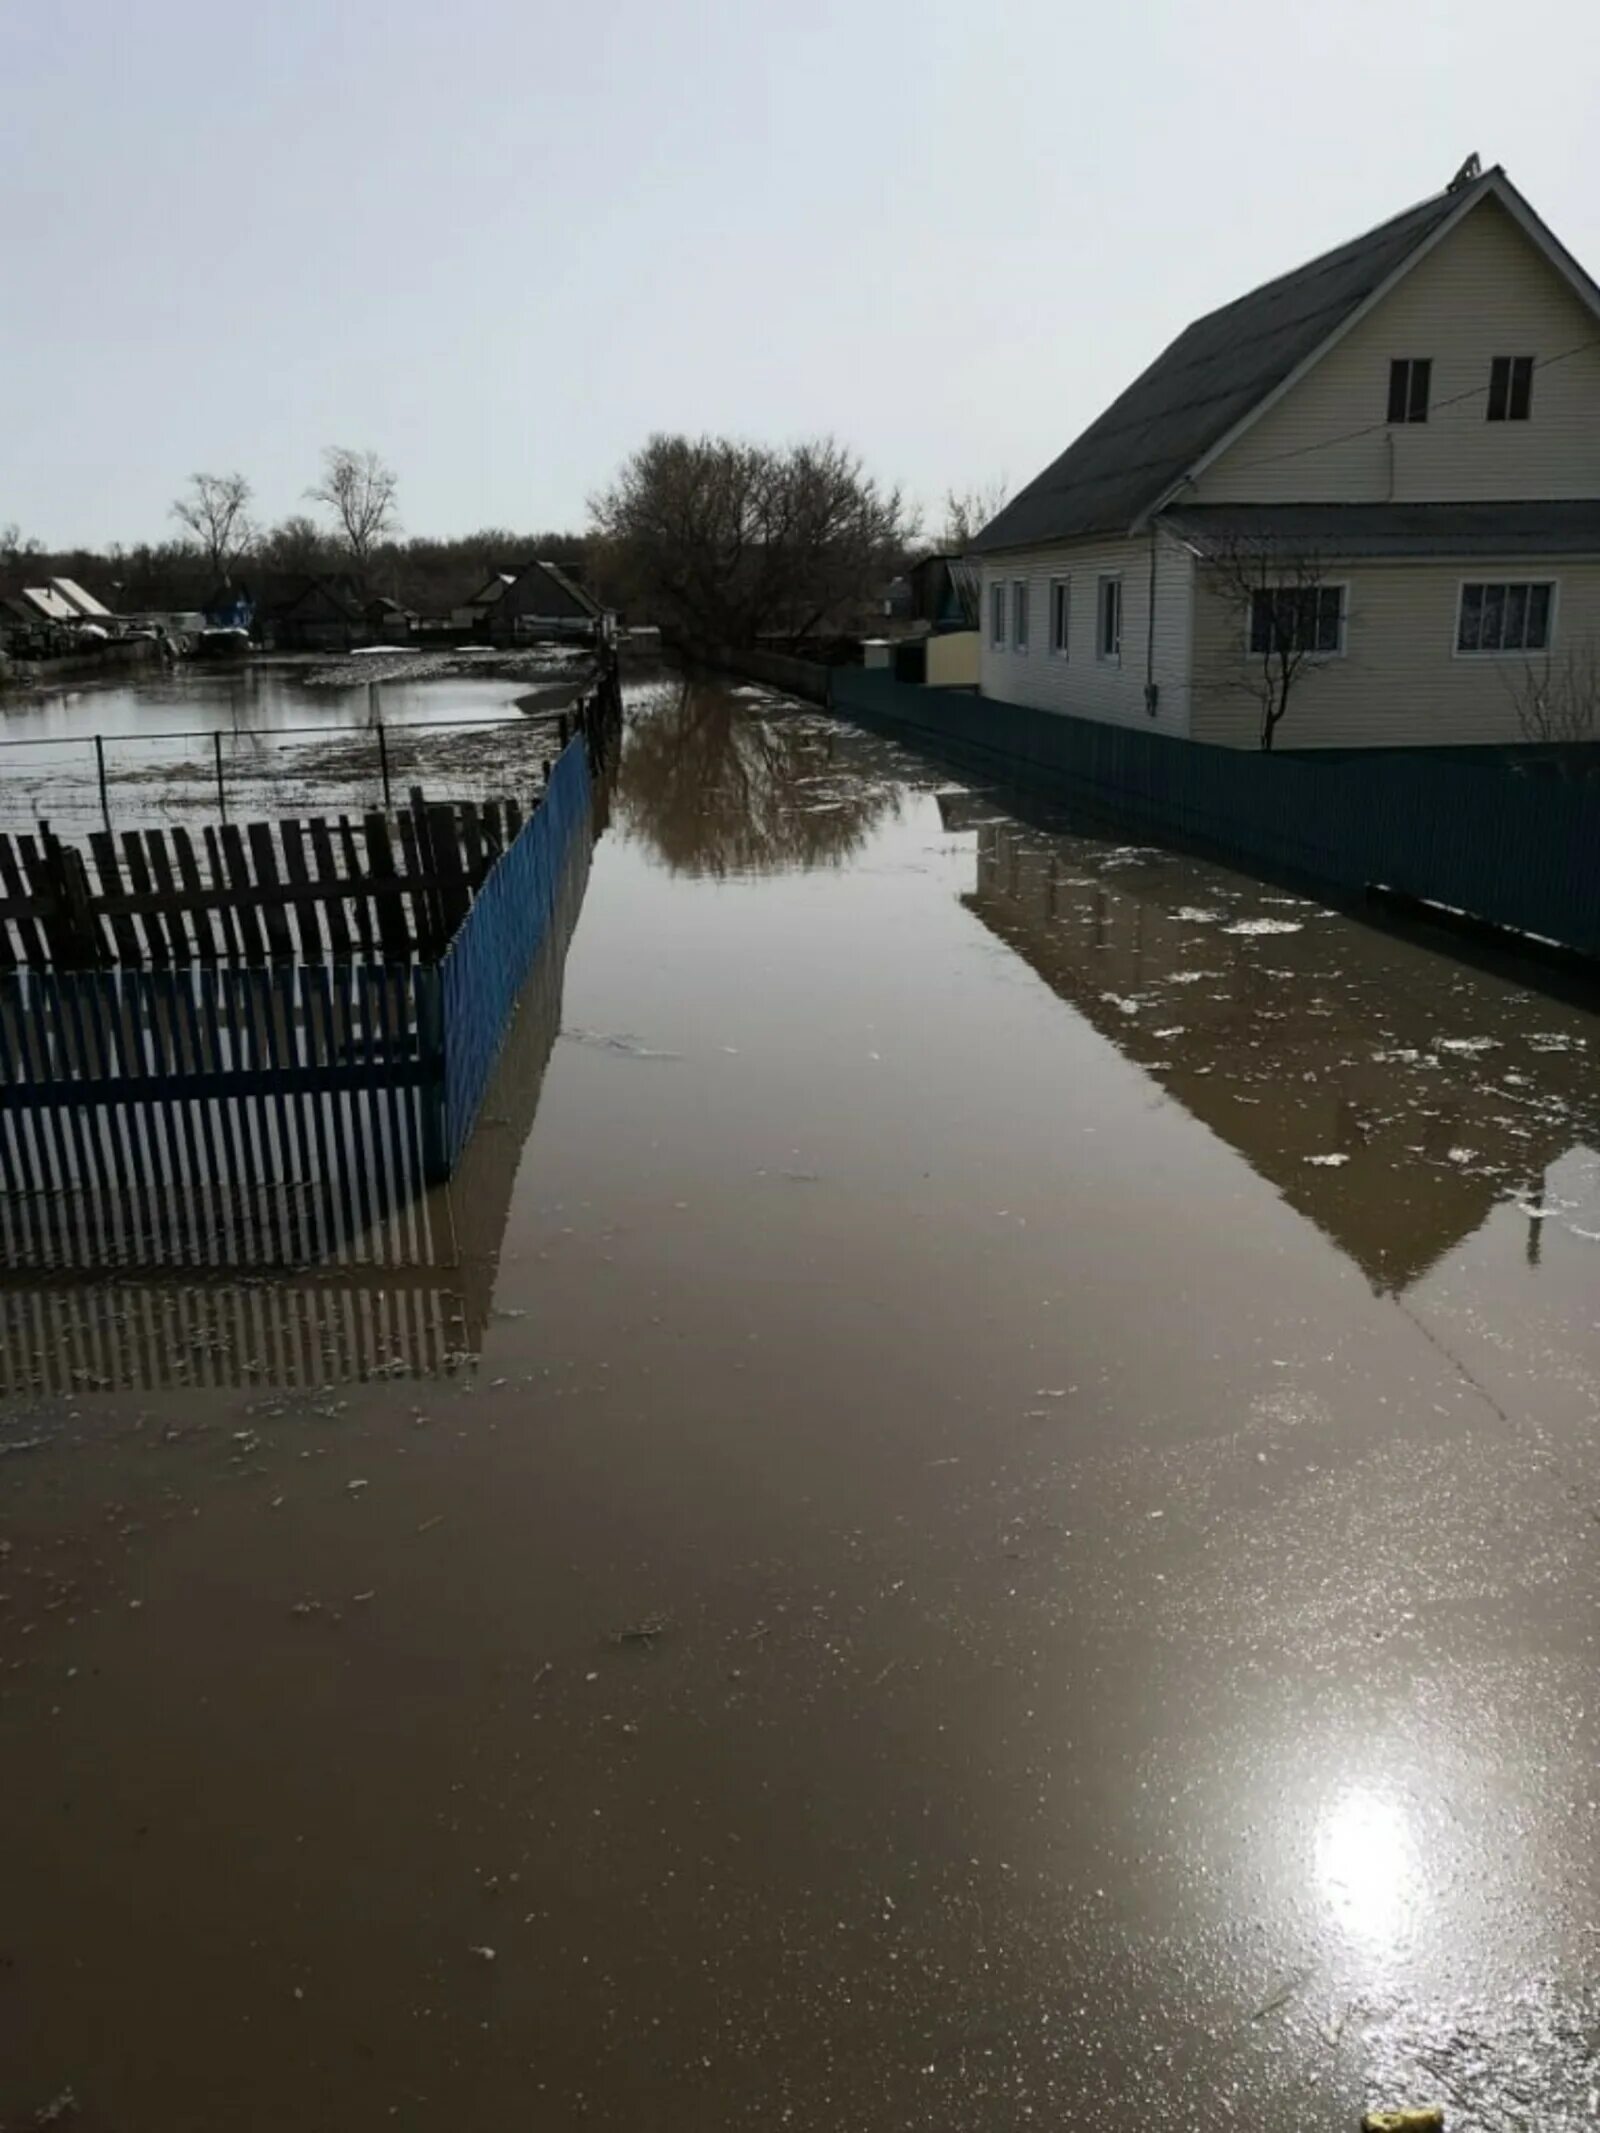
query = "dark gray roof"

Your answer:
(1164, 500), (1600, 558)
(536, 559), (601, 616)
(972, 174), (1496, 553)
